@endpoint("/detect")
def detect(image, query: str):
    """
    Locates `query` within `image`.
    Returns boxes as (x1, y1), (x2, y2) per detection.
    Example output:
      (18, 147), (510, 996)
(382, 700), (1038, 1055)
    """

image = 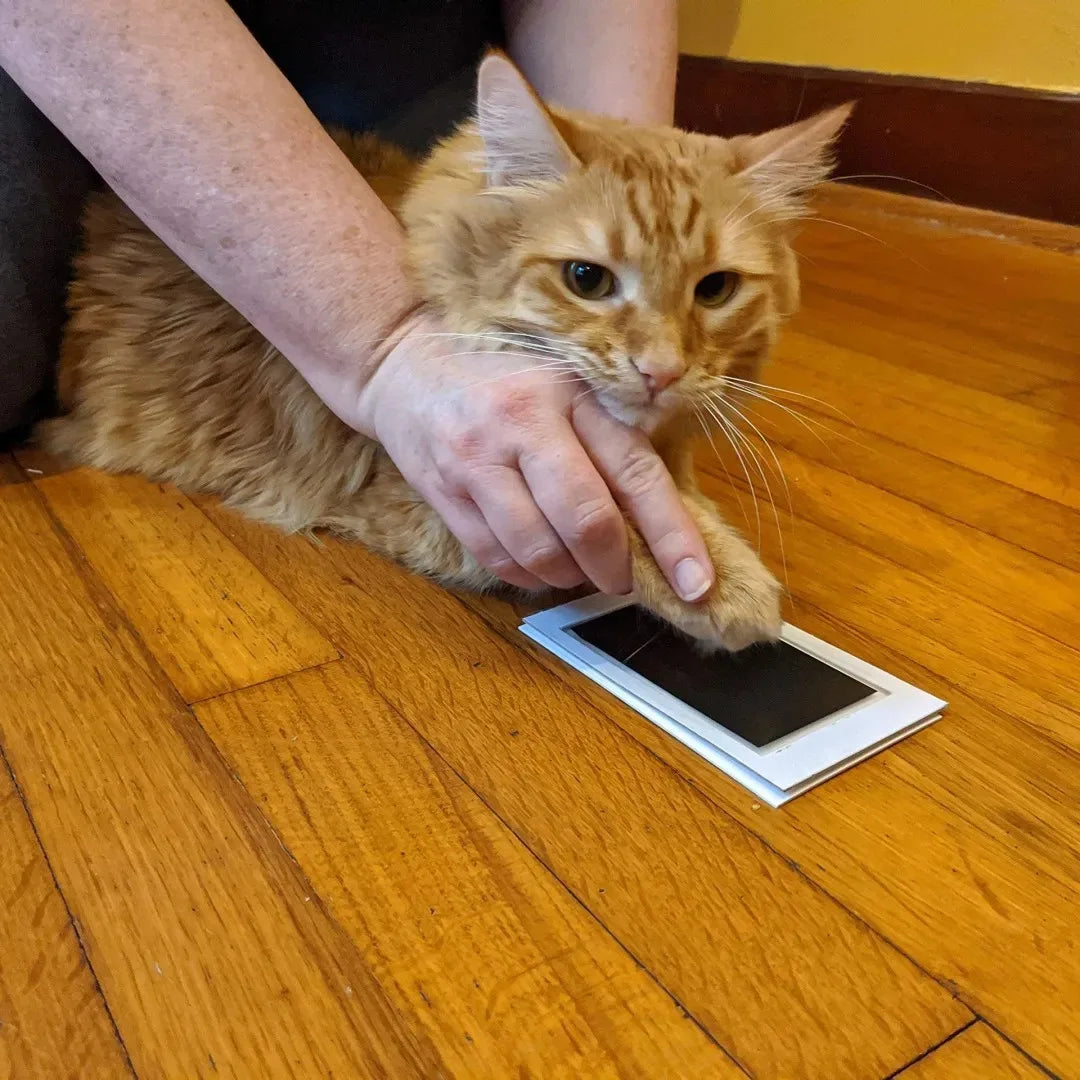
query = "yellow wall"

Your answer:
(679, 0), (1080, 93)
